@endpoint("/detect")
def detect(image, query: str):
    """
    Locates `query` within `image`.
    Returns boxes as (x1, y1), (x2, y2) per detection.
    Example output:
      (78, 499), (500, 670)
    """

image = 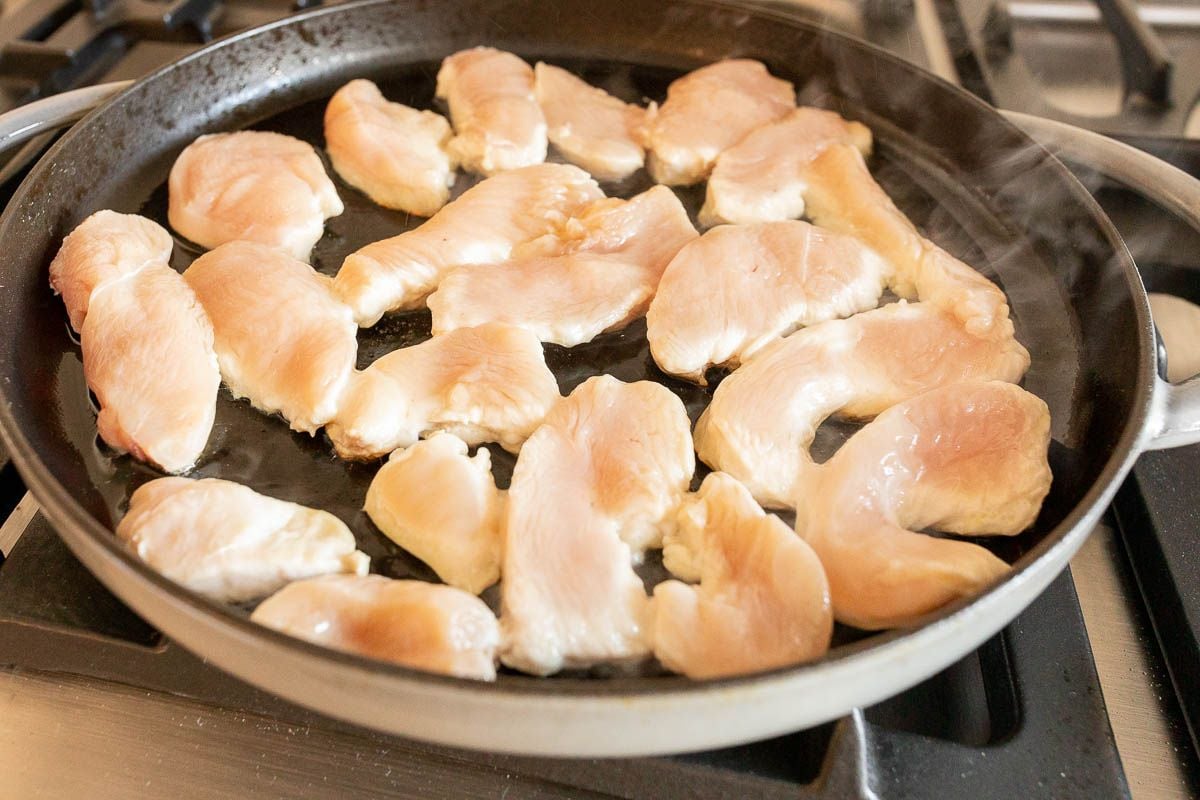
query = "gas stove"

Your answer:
(0, 1), (1197, 797)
